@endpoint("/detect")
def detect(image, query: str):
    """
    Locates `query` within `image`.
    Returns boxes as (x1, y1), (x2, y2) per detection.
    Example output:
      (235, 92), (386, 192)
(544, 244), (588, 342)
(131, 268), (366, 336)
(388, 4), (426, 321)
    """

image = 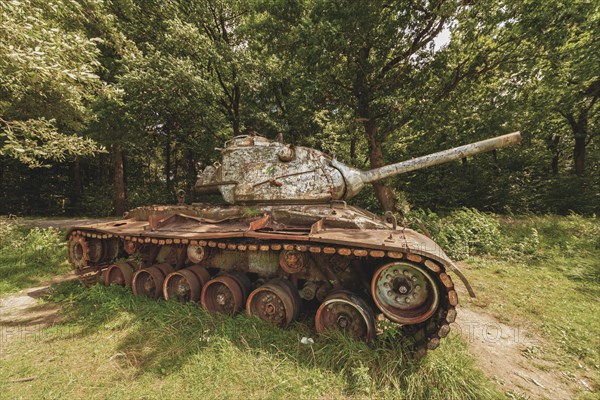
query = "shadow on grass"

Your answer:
(45, 281), (501, 400)
(0, 223), (70, 296)
(0, 250), (69, 296)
